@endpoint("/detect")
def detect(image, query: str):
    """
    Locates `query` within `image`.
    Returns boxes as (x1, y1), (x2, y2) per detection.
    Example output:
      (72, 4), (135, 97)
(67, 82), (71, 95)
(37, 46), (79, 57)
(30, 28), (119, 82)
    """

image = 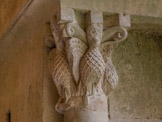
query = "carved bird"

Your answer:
(62, 23), (88, 84)
(100, 27), (128, 95)
(65, 37), (88, 84)
(61, 21), (128, 97)
(48, 16), (76, 114)
(49, 49), (76, 101)
(100, 42), (118, 95)
(78, 23), (105, 96)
